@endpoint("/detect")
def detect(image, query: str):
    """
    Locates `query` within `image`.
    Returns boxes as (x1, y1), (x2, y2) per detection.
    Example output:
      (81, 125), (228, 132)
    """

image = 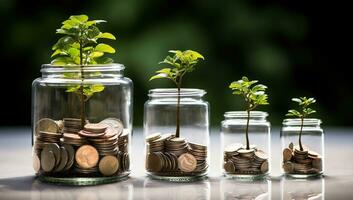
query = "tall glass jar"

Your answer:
(221, 111), (271, 180)
(31, 64), (133, 185)
(144, 88), (210, 182)
(281, 118), (324, 178)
